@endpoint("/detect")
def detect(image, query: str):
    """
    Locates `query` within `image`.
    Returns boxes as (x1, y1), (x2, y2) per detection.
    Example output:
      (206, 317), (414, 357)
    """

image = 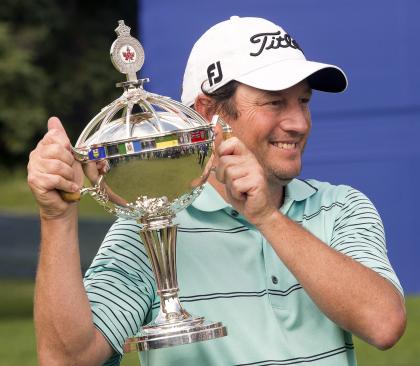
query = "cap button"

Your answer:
(230, 15), (240, 21)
